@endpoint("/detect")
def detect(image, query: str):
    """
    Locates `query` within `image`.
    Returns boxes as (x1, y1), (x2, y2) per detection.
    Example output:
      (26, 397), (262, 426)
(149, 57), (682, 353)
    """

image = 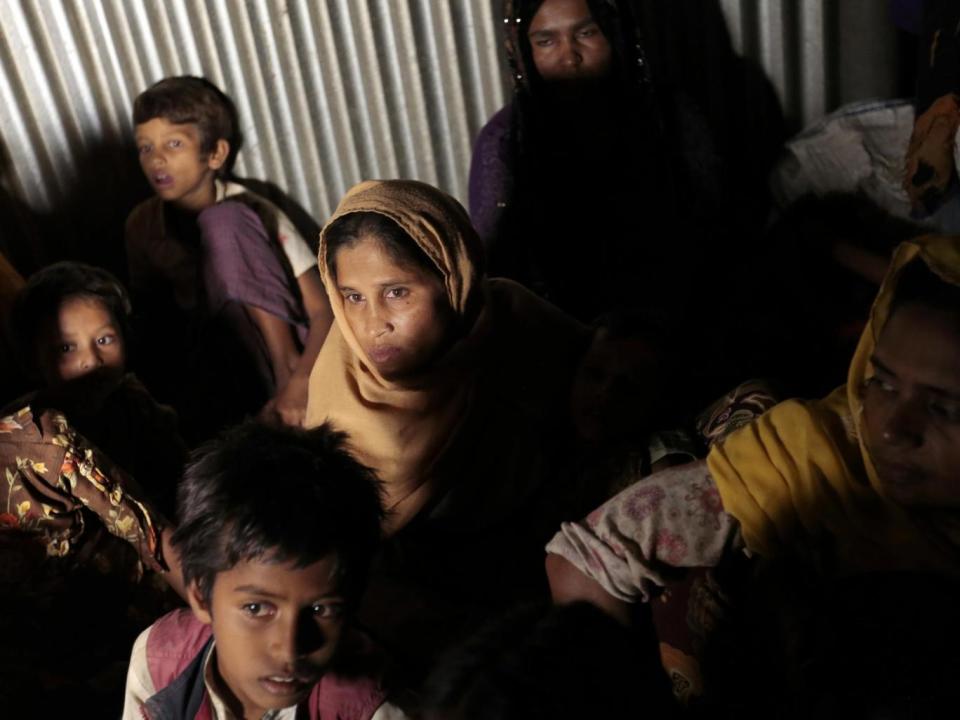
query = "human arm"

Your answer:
(246, 304), (301, 391)
(468, 106), (514, 248)
(196, 201), (315, 404)
(269, 267), (333, 427)
(545, 460), (744, 611)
